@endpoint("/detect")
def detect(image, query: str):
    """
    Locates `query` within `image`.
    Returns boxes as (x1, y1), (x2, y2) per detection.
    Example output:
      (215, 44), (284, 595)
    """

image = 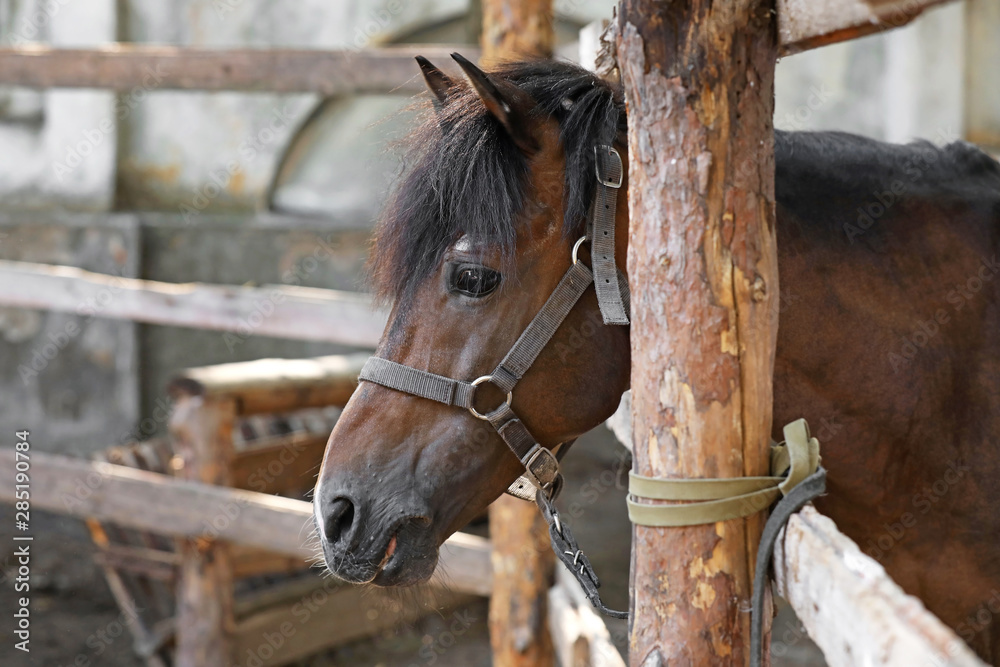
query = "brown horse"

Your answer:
(315, 56), (1000, 661)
